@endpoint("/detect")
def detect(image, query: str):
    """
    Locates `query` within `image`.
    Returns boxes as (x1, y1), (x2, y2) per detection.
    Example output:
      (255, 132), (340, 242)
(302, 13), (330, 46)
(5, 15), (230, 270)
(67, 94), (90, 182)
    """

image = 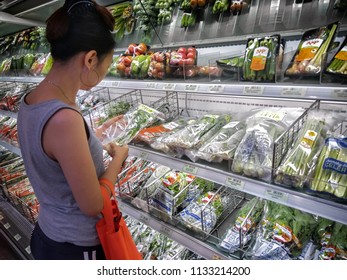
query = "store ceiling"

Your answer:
(0, 0), (122, 37)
